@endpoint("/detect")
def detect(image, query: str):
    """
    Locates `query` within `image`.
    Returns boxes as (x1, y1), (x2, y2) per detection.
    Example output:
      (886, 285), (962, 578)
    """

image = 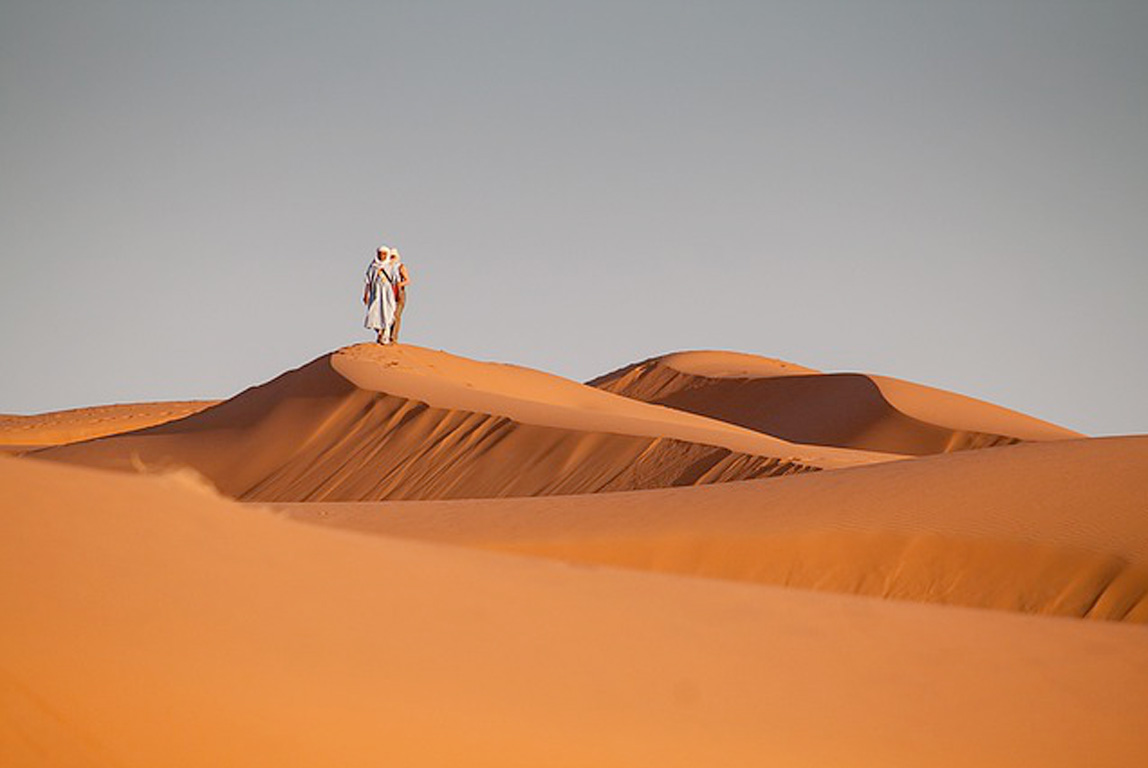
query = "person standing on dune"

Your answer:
(389, 248), (411, 343)
(363, 246), (397, 344)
